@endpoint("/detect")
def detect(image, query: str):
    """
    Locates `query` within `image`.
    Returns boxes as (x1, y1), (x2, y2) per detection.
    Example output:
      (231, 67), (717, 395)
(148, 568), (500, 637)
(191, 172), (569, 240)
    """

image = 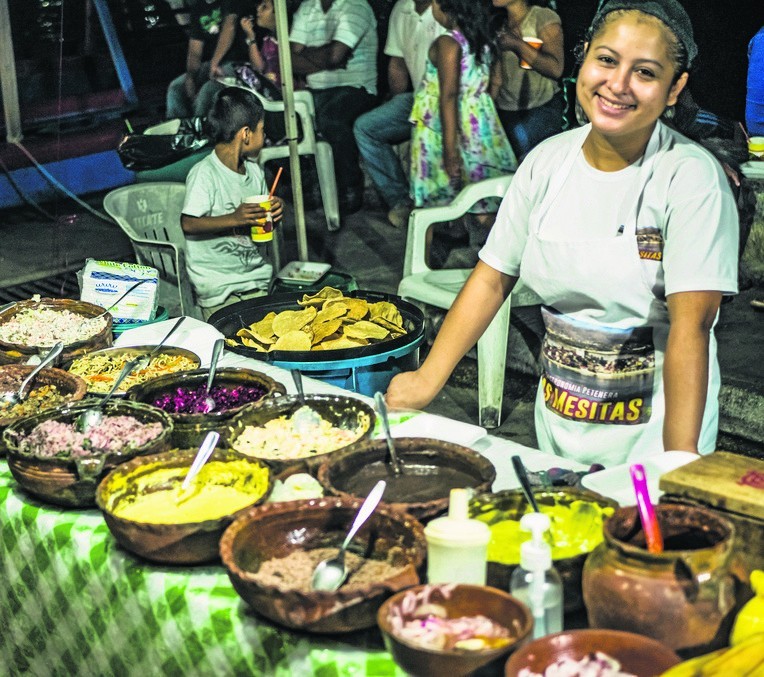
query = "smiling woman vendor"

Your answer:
(386, 0), (739, 466)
